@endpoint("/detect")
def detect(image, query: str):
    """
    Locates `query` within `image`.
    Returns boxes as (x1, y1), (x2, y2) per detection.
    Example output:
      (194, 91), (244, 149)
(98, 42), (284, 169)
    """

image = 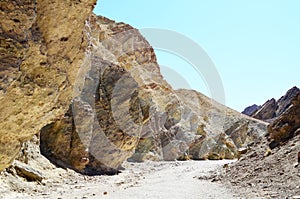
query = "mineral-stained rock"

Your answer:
(243, 86), (300, 149)
(0, 0), (96, 171)
(168, 89), (267, 160)
(227, 88), (300, 197)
